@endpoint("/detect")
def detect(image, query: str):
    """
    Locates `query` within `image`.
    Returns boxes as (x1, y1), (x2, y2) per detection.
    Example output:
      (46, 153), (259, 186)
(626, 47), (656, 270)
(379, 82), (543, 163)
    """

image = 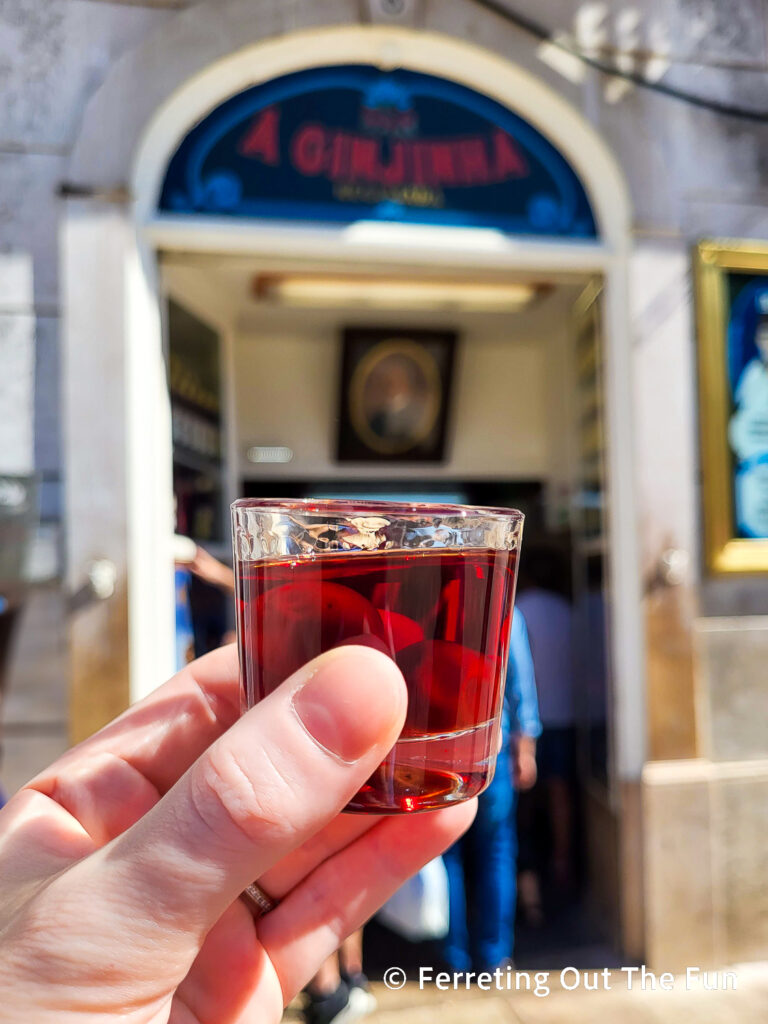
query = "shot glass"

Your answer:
(232, 498), (523, 813)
